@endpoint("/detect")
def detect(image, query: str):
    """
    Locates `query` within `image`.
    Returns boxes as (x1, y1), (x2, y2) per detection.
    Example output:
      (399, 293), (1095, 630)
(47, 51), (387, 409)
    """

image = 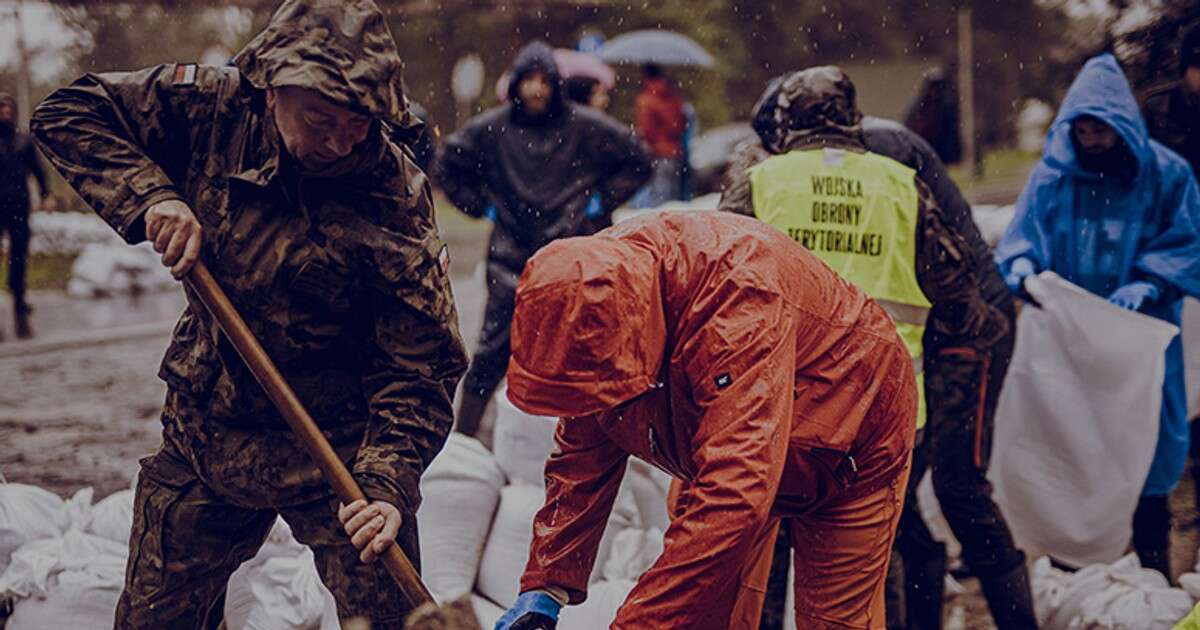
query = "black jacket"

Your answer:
(861, 116), (1011, 307)
(433, 41), (651, 284)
